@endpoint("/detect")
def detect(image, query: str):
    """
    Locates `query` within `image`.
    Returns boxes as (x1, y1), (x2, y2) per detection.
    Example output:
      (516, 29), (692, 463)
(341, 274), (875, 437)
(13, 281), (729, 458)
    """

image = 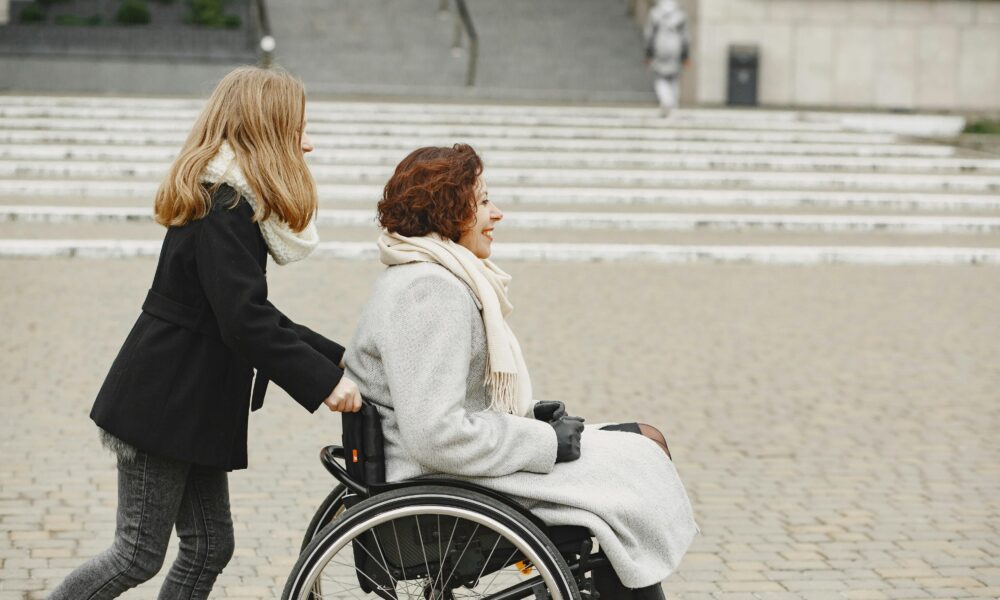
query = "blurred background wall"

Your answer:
(2, 0), (999, 112)
(630, 0), (1000, 112)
